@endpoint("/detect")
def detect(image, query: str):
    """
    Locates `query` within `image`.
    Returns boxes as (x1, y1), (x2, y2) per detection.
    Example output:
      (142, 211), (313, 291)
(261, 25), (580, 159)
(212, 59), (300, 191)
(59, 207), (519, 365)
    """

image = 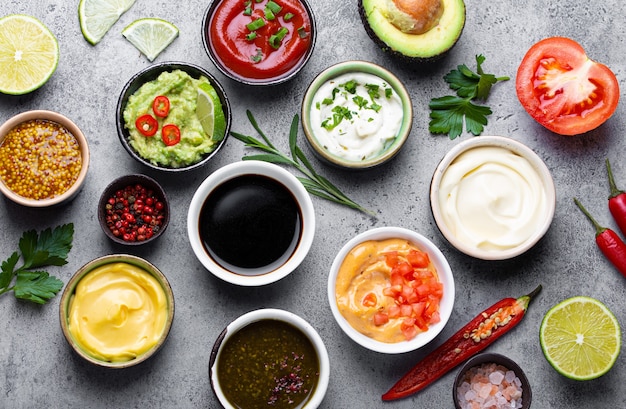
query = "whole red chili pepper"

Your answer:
(381, 285), (541, 401)
(574, 197), (626, 278)
(605, 158), (626, 236)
